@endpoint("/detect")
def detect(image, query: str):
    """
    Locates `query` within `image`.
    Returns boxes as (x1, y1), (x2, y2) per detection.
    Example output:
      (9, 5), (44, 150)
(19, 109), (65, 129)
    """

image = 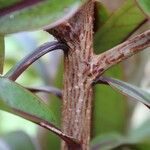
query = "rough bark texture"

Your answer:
(92, 30), (150, 80)
(49, 1), (95, 150)
(47, 0), (150, 148)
